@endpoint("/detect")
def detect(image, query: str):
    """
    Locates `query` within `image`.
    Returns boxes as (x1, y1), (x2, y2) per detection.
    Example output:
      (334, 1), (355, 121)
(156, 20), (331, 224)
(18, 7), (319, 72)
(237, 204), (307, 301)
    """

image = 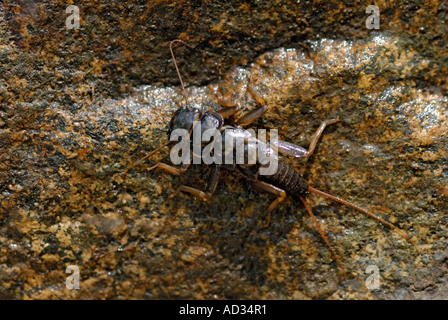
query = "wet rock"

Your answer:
(0, 1), (447, 299)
